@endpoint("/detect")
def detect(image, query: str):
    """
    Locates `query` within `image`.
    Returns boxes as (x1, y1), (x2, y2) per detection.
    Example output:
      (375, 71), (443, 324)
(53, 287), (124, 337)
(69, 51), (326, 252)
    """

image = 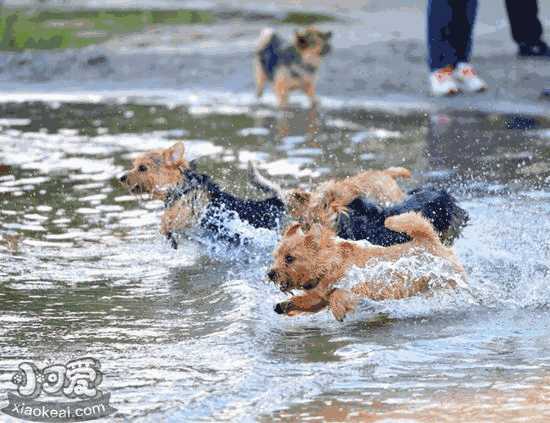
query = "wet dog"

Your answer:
(268, 212), (466, 321)
(249, 164), (468, 245)
(249, 164), (411, 222)
(255, 27), (332, 107)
